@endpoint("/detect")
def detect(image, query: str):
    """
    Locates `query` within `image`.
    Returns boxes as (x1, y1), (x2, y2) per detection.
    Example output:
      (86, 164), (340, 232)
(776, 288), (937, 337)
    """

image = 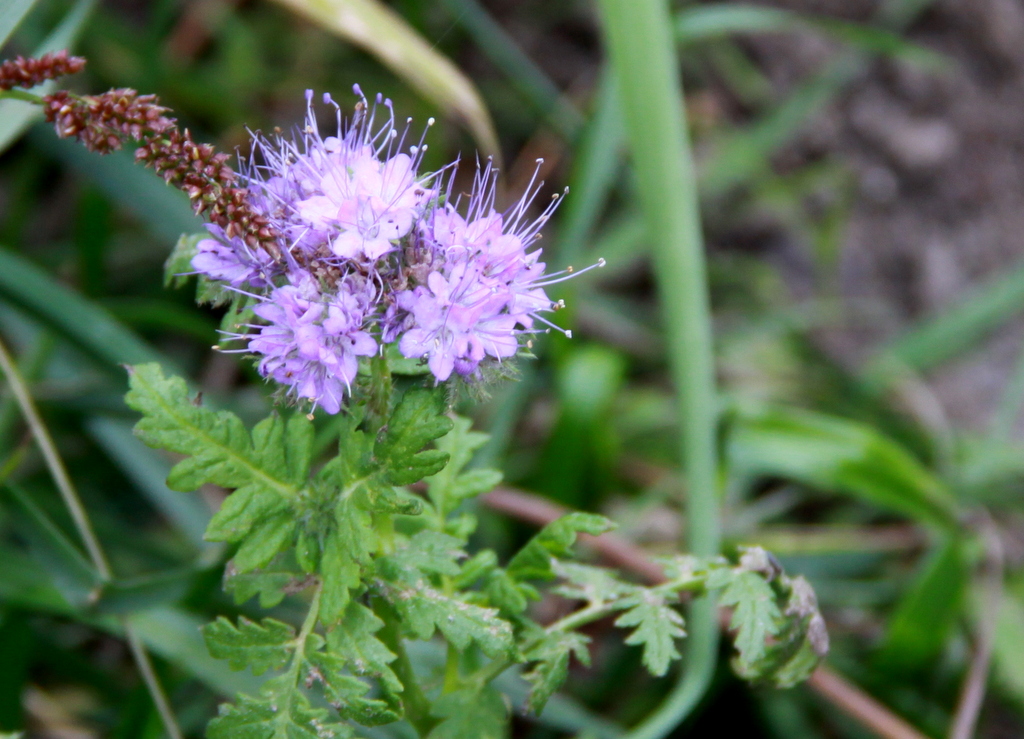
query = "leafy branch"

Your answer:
(125, 363), (826, 737)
